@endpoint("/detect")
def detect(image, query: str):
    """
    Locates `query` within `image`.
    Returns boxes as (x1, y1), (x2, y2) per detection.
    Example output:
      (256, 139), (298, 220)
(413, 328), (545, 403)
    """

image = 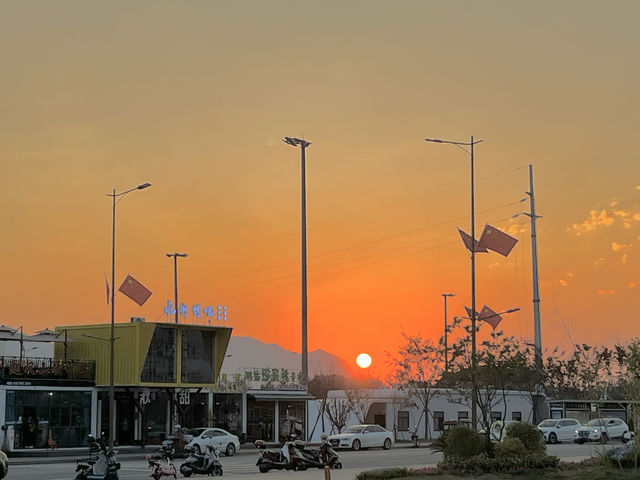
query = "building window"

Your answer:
(397, 411), (409, 431)
(141, 327), (176, 383)
(458, 411), (469, 421)
(434, 411), (445, 431)
(181, 329), (215, 383)
(490, 411), (502, 422)
(512, 411), (522, 421)
(279, 401), (305, 443)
